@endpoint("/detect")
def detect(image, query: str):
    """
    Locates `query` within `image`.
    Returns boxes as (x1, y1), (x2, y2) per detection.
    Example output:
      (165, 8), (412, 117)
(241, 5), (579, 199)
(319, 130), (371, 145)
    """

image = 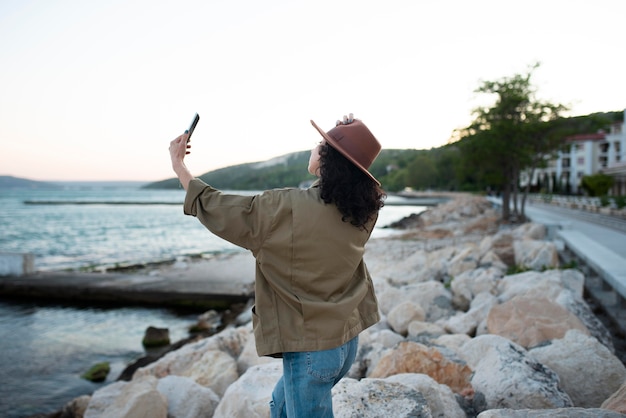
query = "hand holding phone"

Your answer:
(186, 113), (200, 143)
